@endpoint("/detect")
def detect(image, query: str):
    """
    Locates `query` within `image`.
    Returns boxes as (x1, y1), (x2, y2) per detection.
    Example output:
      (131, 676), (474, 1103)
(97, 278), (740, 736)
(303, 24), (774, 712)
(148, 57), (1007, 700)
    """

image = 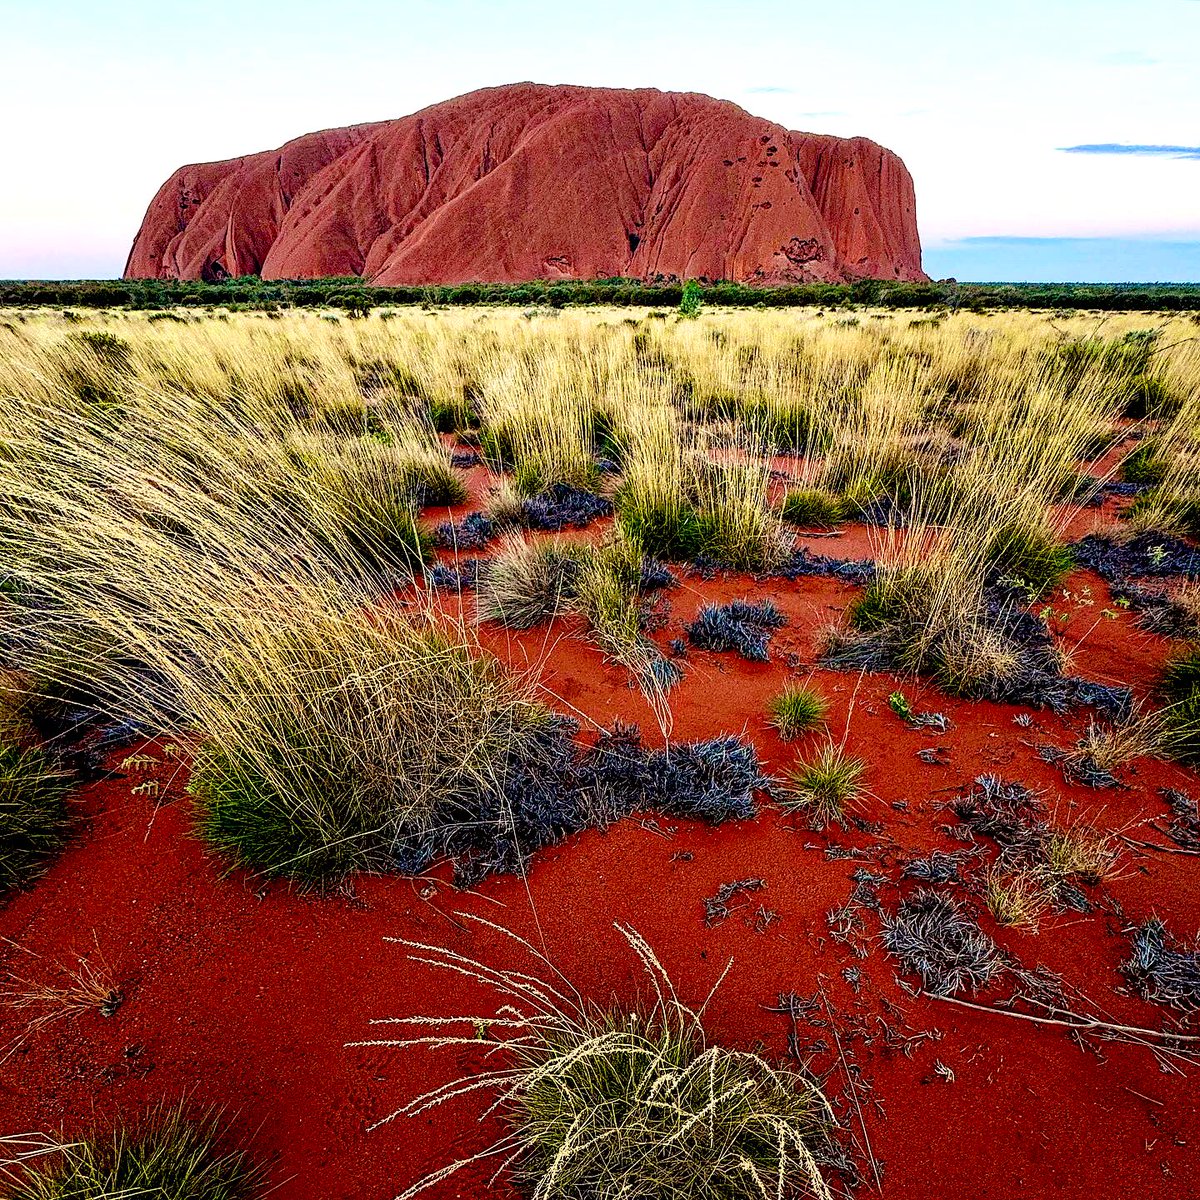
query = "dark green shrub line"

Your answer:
(4, 277), (1199, 312)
